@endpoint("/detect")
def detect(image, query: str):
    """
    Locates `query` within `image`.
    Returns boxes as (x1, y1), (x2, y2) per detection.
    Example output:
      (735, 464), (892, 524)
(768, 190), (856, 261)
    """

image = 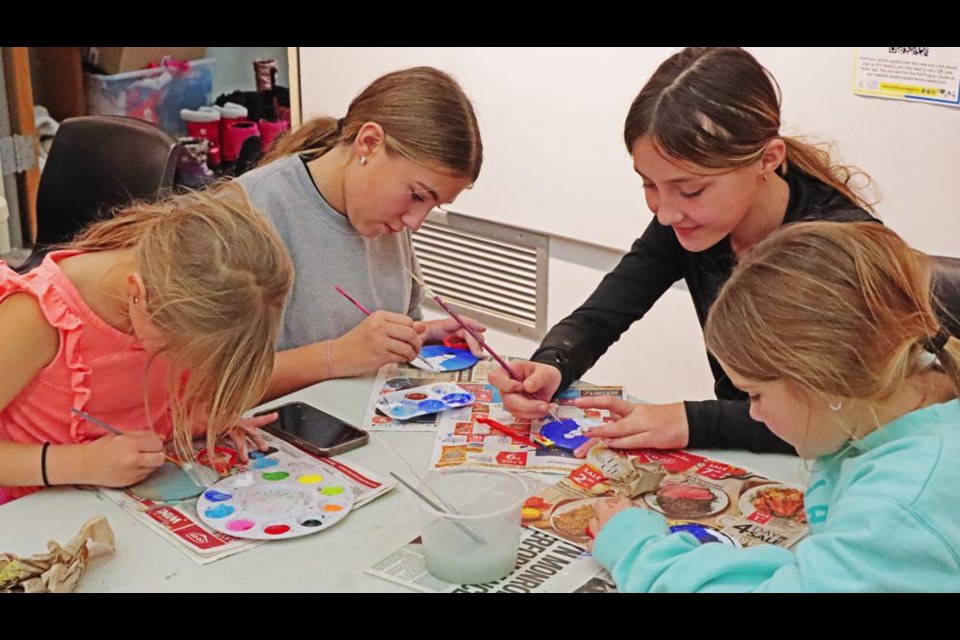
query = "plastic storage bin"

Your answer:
(84, 58), (216, 135)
